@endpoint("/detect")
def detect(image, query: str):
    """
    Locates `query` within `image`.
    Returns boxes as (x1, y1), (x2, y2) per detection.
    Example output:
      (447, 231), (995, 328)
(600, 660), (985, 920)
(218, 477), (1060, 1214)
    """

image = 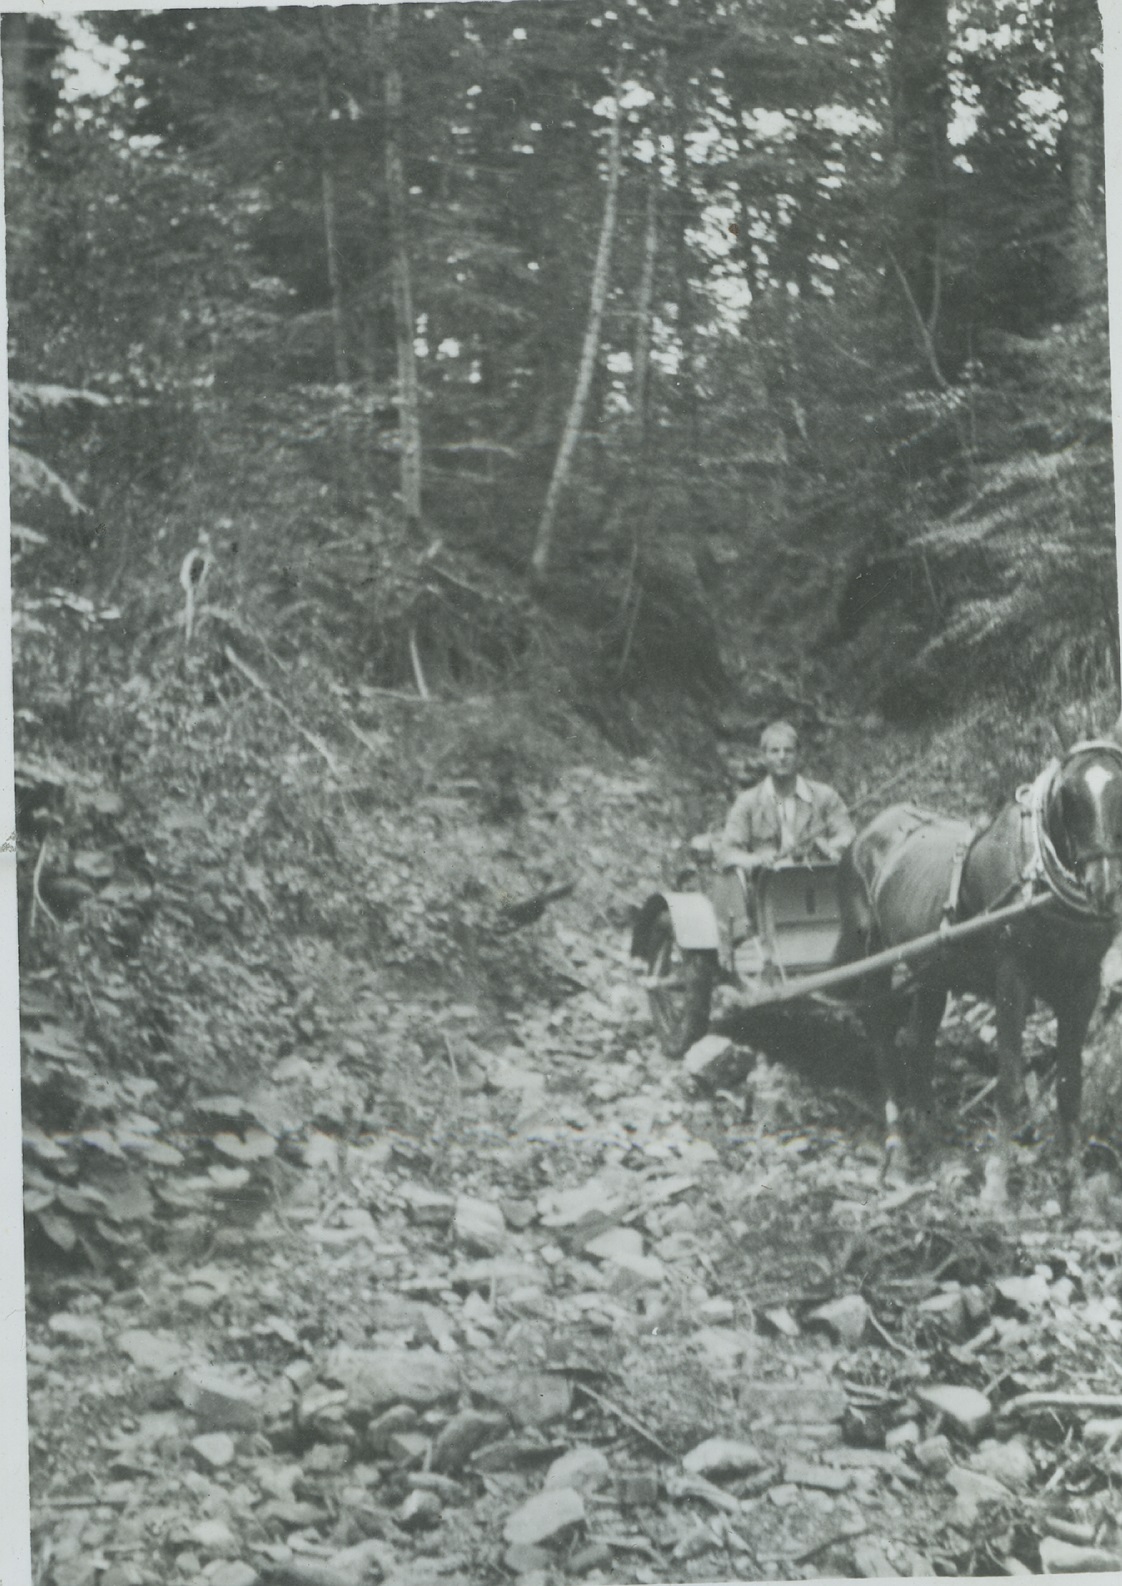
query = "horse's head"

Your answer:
(1046, 742), (1122, 919)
